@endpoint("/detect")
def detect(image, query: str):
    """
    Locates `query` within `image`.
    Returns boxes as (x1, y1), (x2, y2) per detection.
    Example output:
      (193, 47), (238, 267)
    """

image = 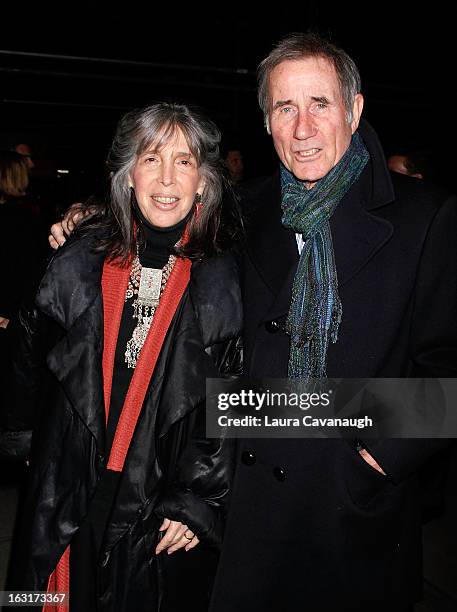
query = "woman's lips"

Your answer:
(151, 195), (180, 208)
